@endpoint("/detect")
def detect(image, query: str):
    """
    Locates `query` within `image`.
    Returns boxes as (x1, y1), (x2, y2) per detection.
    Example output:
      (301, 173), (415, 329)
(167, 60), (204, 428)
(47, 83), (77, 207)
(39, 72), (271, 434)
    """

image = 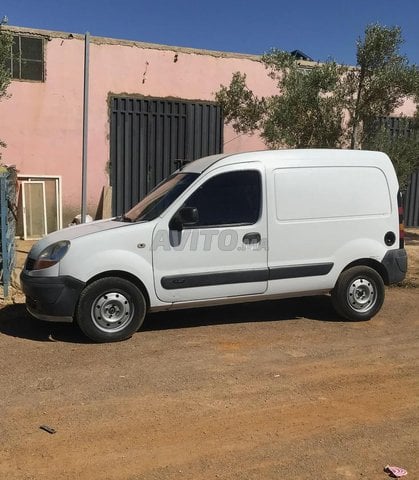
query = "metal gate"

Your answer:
(110, 96), (223, 216)
(0, 170), (17, 297)
(373, 116), (419, 228)
(405, 170), (419, 227)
